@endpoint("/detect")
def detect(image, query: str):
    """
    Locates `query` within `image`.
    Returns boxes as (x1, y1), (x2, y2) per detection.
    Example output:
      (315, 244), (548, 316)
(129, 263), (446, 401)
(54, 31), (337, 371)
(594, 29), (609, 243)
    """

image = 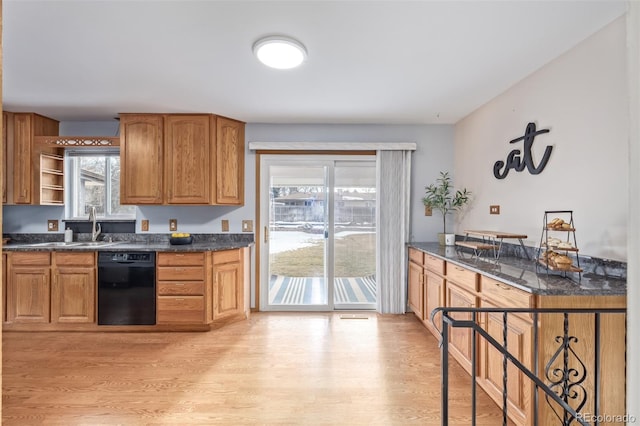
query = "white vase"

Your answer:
(445, 233), (456, 246)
